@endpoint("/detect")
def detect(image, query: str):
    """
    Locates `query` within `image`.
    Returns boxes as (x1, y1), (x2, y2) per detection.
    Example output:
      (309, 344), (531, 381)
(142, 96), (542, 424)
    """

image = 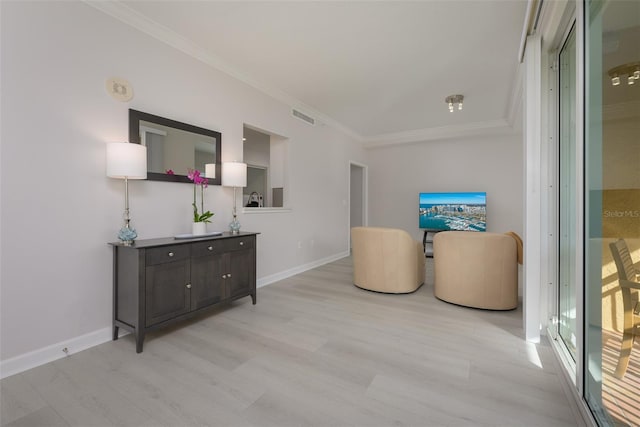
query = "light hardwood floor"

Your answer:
(1, 257), (583, 427)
